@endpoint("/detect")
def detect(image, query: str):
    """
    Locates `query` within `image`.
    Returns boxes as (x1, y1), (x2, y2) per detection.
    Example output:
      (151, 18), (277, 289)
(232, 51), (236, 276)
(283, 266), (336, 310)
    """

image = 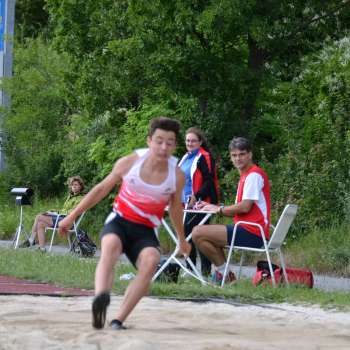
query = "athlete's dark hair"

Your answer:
(148, 117), (181, 139)
(228, 137), (252, 152)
